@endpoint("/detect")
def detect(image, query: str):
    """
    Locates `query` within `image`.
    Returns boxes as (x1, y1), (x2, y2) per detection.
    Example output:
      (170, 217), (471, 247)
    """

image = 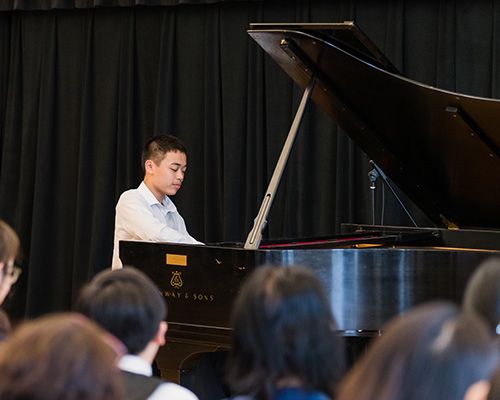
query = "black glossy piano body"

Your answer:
(120, 225), (500, 381)
(120, 22), (500, 381)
